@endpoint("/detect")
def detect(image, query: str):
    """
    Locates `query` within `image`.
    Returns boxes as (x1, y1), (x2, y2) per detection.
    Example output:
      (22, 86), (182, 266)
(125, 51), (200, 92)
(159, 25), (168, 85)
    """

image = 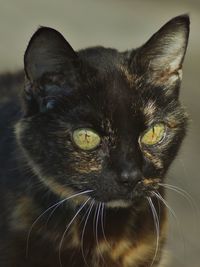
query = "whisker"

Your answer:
(146, 197), (160, 267)
(93, 204), (98, 238)
(59, 197), (91, 267)
(45, 200), (66, 227)
(95, 202), (105, 265)
(153, 191), (176, 218)
(159, 182), (199, 232)
(81, 200), (95, 267)
(45, 185), (88, 226)
(101, 203), (111, 250)
(79, 199), (93, 226)
(157, 196), (161, 222)
(153, 190), (186, 263)
(159, 182), (198, 214)
(26, 190), (92, 257)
